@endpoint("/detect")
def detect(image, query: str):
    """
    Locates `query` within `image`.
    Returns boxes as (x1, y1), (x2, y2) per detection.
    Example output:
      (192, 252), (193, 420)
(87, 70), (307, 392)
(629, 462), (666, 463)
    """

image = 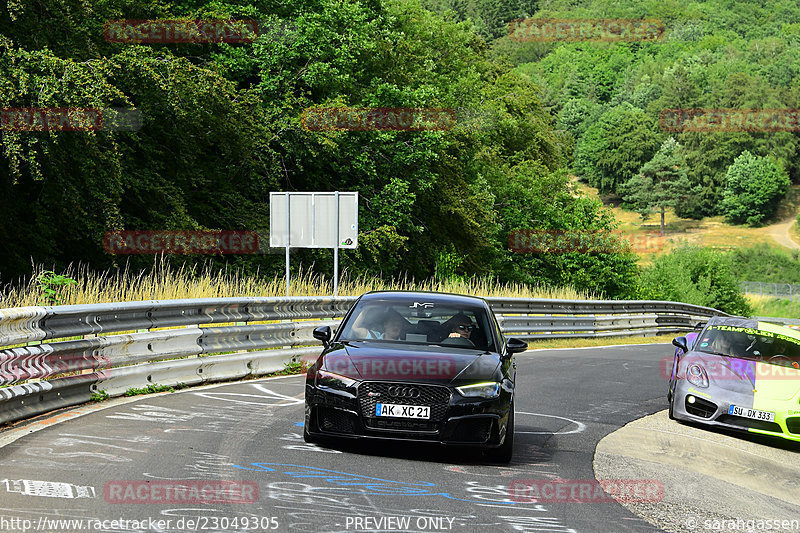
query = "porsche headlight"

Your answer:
(687, 364), (709, 388)
(456, 382), (500, 398)
(317, 370), (357, 390)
